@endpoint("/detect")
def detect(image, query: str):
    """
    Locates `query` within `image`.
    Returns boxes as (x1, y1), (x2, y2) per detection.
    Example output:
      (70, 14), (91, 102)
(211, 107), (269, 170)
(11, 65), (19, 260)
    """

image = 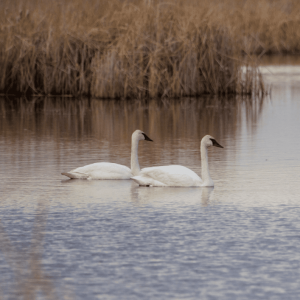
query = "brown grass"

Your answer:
(1, 0), (298, 98)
